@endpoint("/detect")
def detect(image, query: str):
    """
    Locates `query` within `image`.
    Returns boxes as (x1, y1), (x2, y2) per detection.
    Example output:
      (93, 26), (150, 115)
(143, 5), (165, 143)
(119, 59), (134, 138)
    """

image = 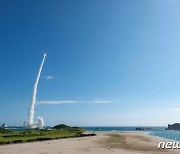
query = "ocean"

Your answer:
(82, 126), (180, 141)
